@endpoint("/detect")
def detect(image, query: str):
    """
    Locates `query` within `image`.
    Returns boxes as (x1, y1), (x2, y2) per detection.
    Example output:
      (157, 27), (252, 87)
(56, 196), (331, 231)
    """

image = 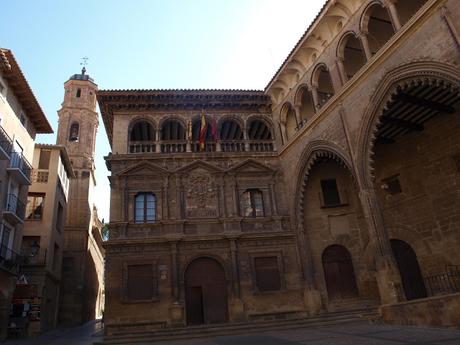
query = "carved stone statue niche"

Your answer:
(186, 170), (218, 218)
